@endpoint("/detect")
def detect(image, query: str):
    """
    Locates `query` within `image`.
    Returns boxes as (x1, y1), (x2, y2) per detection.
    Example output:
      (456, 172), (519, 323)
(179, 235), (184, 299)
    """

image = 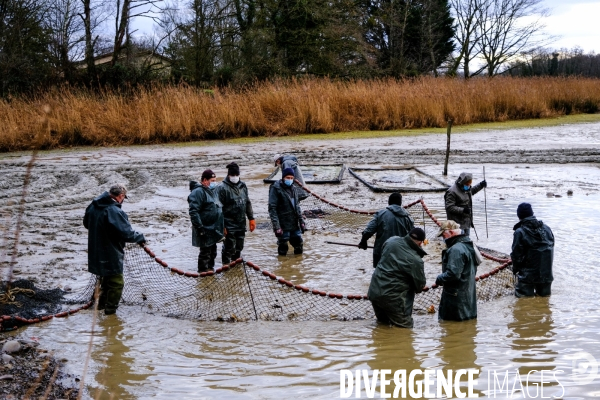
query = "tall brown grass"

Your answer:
(1, 76), (599, 152)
